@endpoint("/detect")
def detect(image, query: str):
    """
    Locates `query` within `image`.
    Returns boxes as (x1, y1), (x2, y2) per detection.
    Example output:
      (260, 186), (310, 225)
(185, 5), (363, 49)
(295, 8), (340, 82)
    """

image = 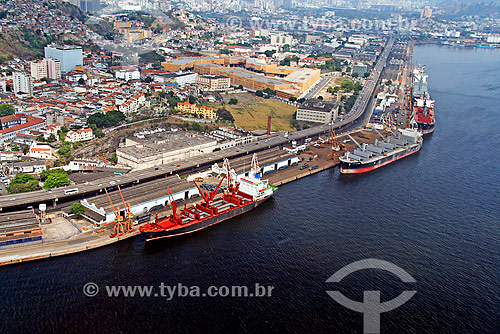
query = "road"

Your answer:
(0, 38), (395, 213)
(302, 76), (332, 99)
